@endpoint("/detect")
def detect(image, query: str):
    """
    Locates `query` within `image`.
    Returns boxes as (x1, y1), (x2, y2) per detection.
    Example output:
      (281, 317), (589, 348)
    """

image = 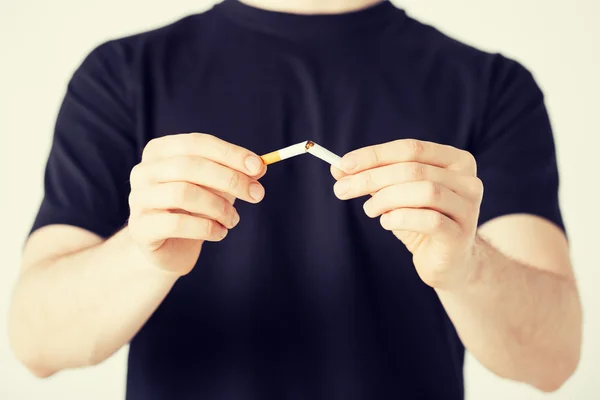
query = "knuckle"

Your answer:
(212, 194), (230, 217)
(129, 163), (146, 187)
(463, 176), (484, 201)
(429, 212), (444, 230)
(204, 219), (214, 236)
(473, 177), (484, 198)
(227, 171), (241, 191)
(468, 201), (480, 217)
(360, 170), (373, 191)
(192, 132), (212, 141)
(128, 191), (138, 209)
(471, 177), (484, 199)
(407, 163), (425, 181)
(188, 132), (207, 145)
(205, 219), (221, 238)
(462, 150), (478, 174)
(369, 147), (381, 165)
(141, 138), (160, 160)
(221, 144), (233, 160)
(222, 198), (232, 217)
(406, 139), (424, 158)
(191, 132), (215, 150)
(424, 181), (442, 203)
(464, 150), (476, 164)
(173, 138), (191, 156)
